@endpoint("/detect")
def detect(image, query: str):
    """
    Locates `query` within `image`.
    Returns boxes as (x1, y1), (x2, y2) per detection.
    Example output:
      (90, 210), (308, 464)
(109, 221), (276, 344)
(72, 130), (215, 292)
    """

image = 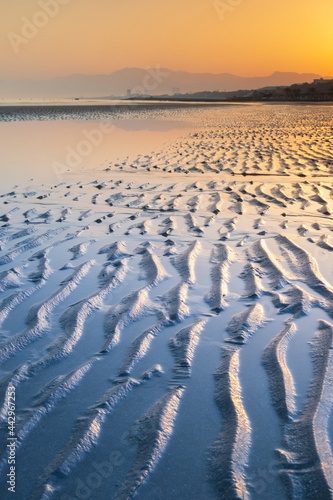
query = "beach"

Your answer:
(0, 102), (332, 500)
